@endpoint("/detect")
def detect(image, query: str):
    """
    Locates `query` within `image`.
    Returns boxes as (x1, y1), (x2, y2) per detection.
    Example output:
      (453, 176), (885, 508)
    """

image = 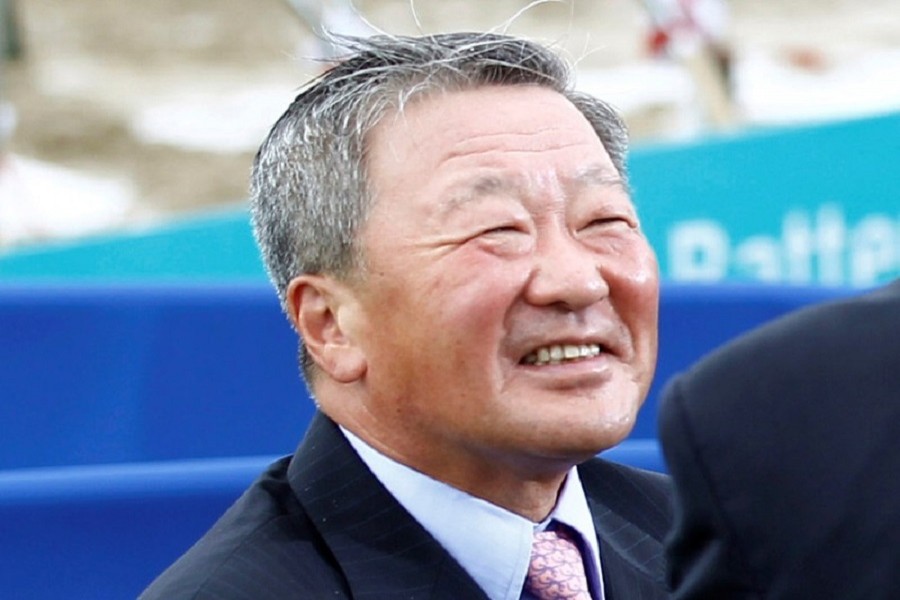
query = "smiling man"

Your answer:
(142, 33), (671, 600)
